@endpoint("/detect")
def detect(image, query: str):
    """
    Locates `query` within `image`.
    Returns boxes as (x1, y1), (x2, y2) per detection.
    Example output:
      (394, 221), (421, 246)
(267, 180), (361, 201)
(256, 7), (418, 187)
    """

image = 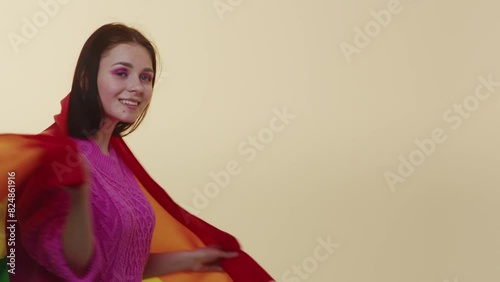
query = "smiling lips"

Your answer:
(119, 99), (139, 107)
